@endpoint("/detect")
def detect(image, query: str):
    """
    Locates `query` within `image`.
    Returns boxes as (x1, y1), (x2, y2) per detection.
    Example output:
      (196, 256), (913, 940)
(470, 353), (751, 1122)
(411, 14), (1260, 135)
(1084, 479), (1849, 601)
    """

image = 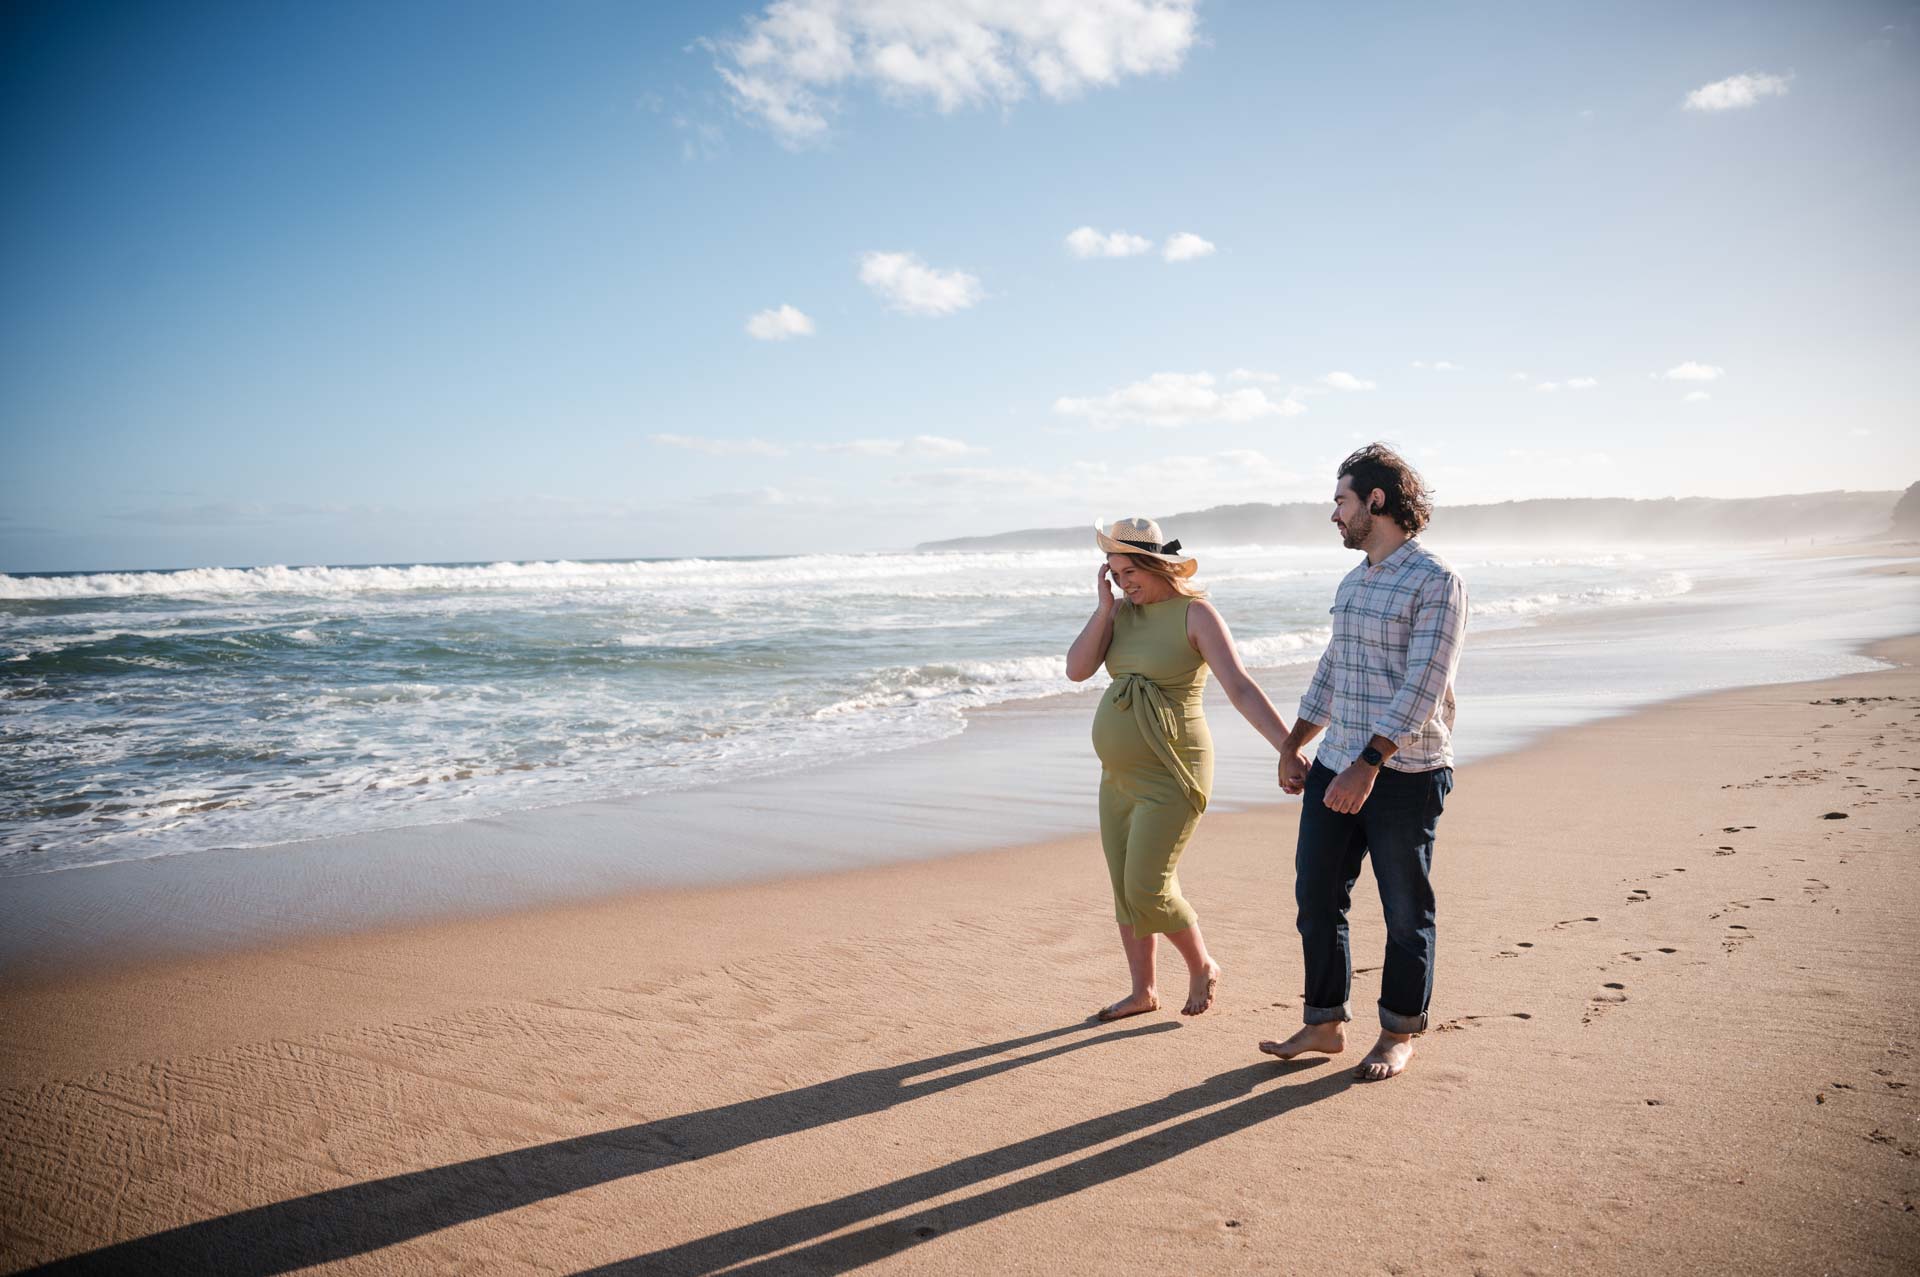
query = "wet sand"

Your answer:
(4, 632), (1917, 1273)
